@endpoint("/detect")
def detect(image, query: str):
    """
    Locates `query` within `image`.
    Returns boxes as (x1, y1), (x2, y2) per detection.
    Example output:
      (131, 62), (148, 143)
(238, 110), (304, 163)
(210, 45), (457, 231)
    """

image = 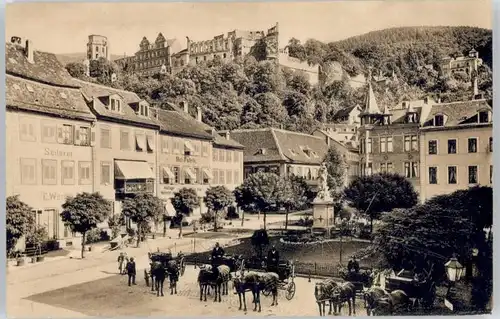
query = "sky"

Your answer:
(6, 1), (492, 56)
